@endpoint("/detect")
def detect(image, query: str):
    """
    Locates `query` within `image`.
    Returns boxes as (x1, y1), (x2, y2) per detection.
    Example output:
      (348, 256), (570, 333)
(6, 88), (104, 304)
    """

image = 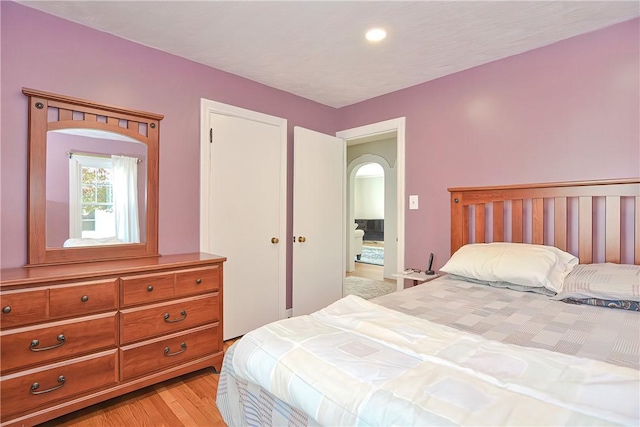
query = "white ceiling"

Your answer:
(17, 1), (639, 108)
